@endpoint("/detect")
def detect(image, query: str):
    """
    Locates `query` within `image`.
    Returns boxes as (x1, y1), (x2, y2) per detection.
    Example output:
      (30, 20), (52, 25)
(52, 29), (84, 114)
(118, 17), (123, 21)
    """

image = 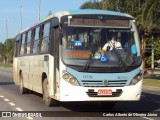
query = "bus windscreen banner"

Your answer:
(69, 18), (129, 28)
